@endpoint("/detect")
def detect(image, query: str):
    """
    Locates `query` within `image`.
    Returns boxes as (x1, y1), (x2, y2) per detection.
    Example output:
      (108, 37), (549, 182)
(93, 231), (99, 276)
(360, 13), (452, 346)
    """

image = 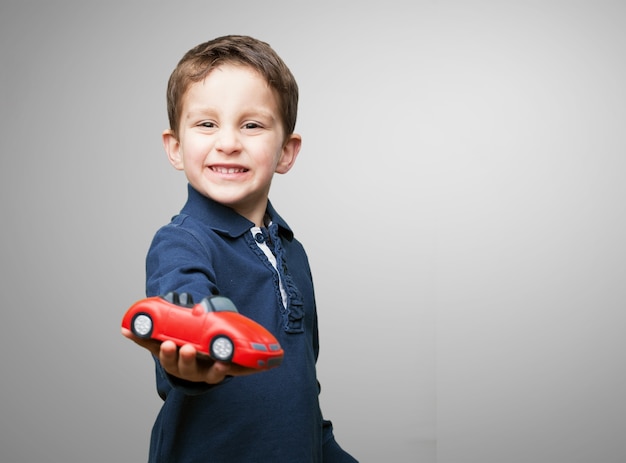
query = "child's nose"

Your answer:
(215, 127), (242, 154)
